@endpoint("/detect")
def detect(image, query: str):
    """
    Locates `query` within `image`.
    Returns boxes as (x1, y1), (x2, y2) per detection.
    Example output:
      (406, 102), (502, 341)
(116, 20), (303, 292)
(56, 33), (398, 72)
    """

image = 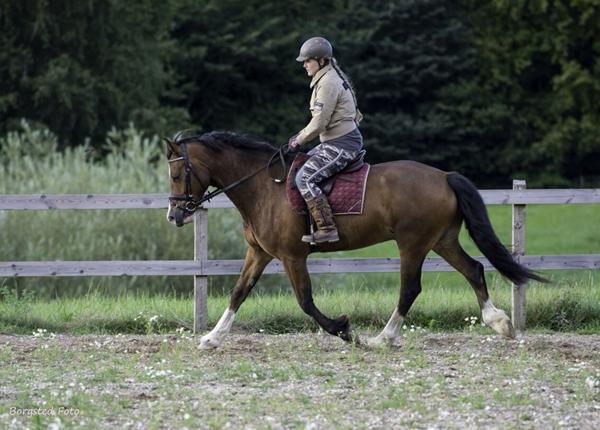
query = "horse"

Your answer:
(165, 131), (546, 349)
